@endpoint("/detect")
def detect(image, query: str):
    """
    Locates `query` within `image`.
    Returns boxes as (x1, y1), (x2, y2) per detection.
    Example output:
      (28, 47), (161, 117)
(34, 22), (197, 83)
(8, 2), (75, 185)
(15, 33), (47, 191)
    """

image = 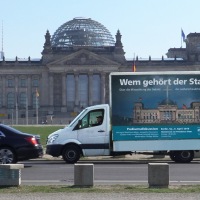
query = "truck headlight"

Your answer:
(47, 134), (59, 144)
